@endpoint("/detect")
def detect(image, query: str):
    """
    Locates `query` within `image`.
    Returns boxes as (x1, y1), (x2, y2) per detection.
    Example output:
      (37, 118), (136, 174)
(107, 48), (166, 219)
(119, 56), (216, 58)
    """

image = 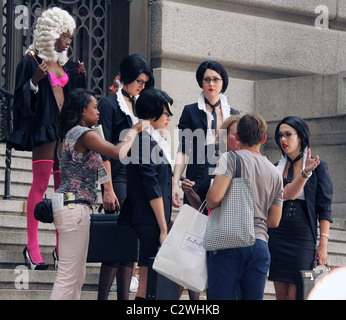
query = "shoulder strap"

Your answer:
(234, 152), (241, 178)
